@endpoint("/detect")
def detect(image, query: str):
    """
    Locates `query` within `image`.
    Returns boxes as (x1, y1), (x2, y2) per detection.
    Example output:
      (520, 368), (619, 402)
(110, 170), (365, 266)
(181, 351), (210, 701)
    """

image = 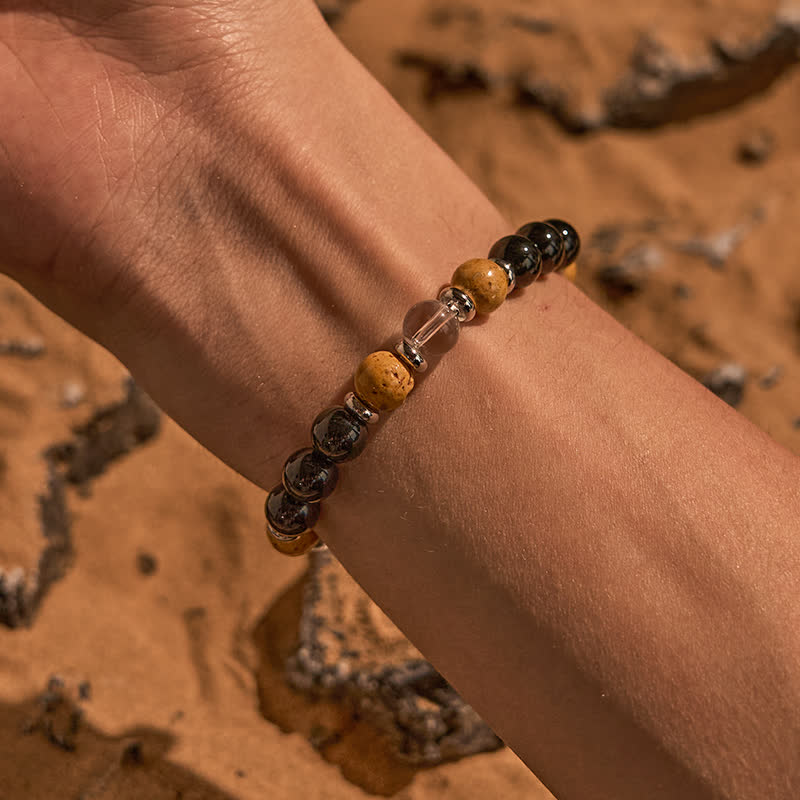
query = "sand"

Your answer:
(1, 0), (798, 797)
